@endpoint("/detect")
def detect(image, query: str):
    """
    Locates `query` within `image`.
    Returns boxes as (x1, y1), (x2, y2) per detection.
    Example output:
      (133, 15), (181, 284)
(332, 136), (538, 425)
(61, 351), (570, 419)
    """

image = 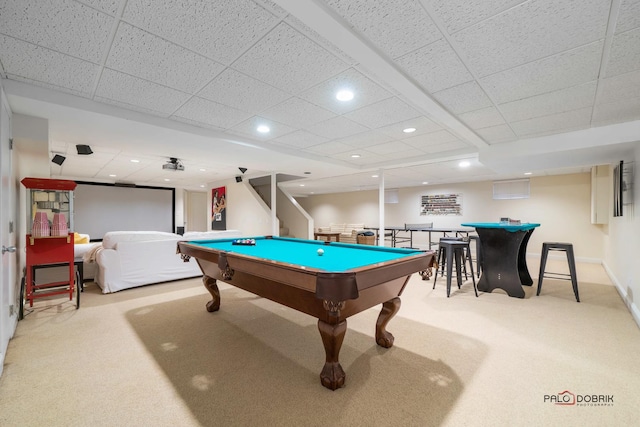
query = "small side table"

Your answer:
(314, 232), (341, 242)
